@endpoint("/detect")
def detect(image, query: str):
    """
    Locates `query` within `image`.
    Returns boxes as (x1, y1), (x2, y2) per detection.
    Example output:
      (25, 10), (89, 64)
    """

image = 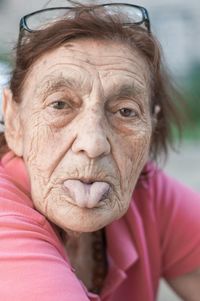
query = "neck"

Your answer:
(62, 229), (108, 294)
